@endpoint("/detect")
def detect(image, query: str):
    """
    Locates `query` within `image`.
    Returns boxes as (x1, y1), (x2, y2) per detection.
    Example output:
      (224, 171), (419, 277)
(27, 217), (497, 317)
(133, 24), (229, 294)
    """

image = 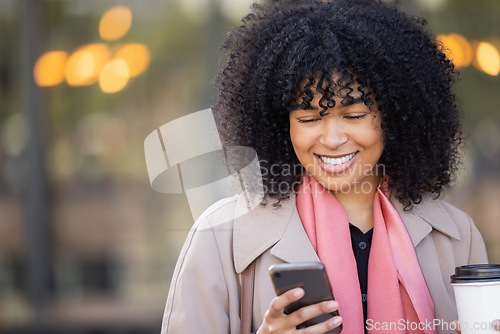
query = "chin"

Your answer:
(315, 179), (349, 193)
(319, 176), (372, 194)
